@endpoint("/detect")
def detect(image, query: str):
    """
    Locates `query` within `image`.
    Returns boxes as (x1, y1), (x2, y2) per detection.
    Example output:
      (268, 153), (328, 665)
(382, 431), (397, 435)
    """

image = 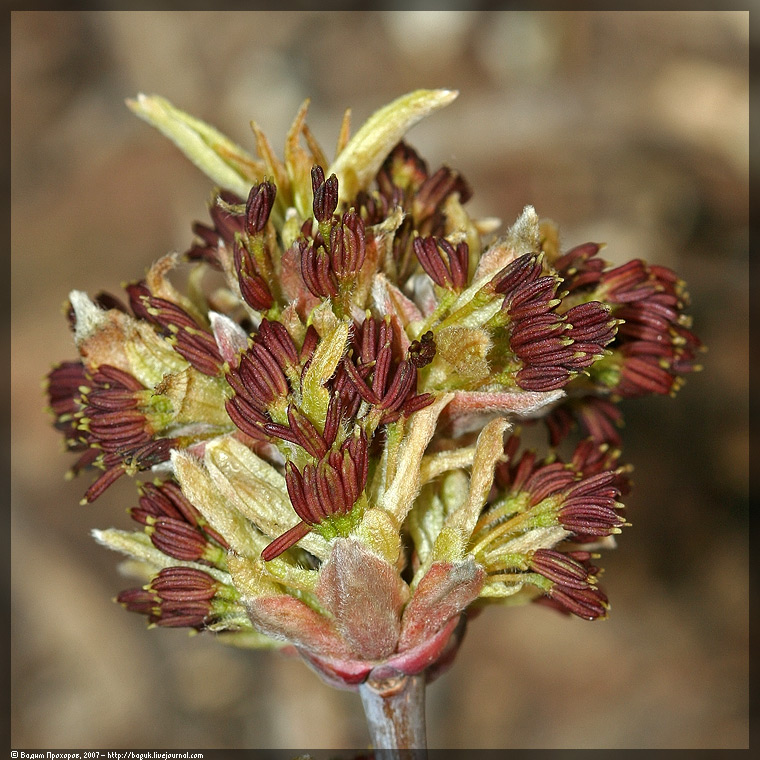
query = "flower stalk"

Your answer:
(359, 670), (428, 758)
